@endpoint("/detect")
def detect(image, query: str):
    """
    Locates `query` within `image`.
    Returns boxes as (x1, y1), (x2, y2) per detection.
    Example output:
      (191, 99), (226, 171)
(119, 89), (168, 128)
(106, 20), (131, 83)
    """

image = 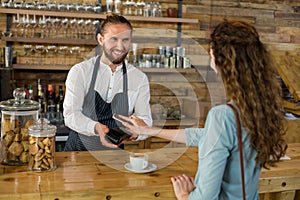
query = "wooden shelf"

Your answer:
(0, 8), (199, 24)
(12, 64), (71, 70)
(12, 64), (197, 72)
(1, 36), (97, 45)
